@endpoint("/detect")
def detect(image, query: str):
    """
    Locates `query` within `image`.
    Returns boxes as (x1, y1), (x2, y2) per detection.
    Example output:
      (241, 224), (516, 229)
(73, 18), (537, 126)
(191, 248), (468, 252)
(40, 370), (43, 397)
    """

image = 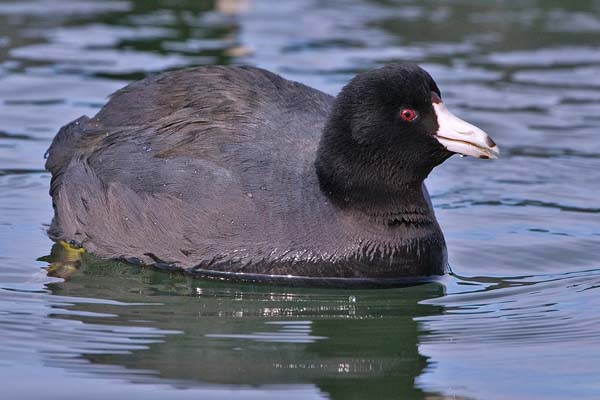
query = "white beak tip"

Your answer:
(432, 102), (500, 161)
(479, 146), (500, 160)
